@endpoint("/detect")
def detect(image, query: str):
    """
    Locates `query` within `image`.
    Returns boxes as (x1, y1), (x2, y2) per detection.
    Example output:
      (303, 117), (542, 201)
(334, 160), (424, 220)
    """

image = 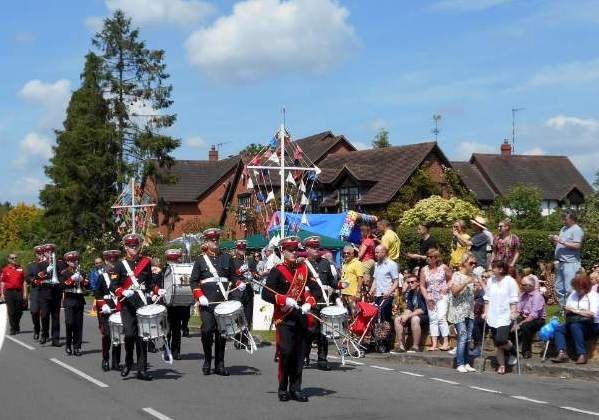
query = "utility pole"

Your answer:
(512, 107), (524, 153)
(432, 114), (442, 141)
